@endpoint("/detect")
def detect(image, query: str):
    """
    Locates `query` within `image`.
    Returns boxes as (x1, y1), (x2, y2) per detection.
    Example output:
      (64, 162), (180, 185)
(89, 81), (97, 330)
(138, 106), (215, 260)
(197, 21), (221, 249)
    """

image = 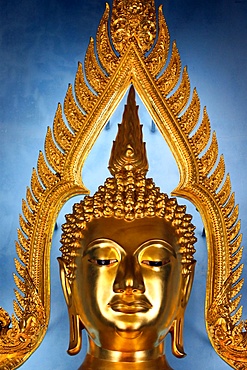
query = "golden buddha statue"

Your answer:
(58, 86), (196, 369)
